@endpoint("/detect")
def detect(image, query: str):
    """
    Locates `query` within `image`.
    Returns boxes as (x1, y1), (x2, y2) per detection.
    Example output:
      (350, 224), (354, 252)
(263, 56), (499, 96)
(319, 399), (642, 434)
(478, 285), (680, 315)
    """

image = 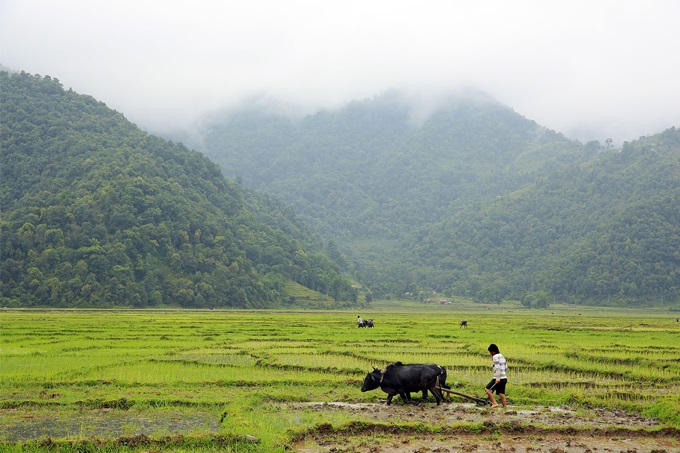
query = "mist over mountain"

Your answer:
(187, 92), (679, 306)
(4, 2), (679, 145)
(187, 91), (586, 237)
